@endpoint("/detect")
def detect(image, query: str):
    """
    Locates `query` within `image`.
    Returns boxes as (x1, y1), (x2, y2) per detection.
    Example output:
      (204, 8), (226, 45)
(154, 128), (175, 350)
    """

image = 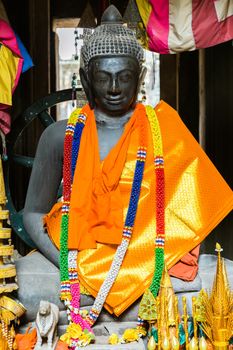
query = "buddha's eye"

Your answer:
(98, 79), (108, 84)
(118, 71), (133, 83)
(95, 73), (109, 85)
